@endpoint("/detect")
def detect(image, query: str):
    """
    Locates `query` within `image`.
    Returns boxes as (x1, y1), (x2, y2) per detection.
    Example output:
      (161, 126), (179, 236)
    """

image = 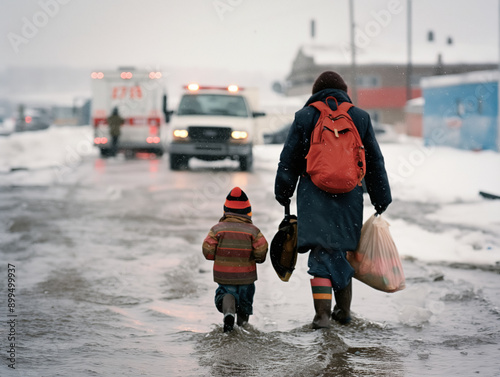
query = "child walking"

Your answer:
(202, 187), (268, 332)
